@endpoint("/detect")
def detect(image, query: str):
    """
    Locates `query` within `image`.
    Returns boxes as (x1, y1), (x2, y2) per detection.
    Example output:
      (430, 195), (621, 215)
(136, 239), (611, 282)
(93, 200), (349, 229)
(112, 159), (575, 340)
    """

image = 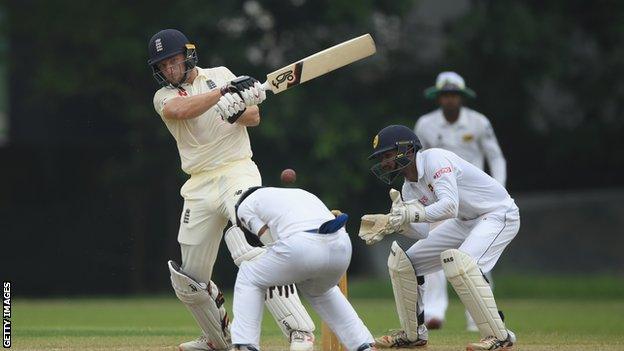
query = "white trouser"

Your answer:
(422, 270), (448, 321)
(178, 159), (261, 283)
(231, 231), (373, 351)
(407, 204), (519, 278)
